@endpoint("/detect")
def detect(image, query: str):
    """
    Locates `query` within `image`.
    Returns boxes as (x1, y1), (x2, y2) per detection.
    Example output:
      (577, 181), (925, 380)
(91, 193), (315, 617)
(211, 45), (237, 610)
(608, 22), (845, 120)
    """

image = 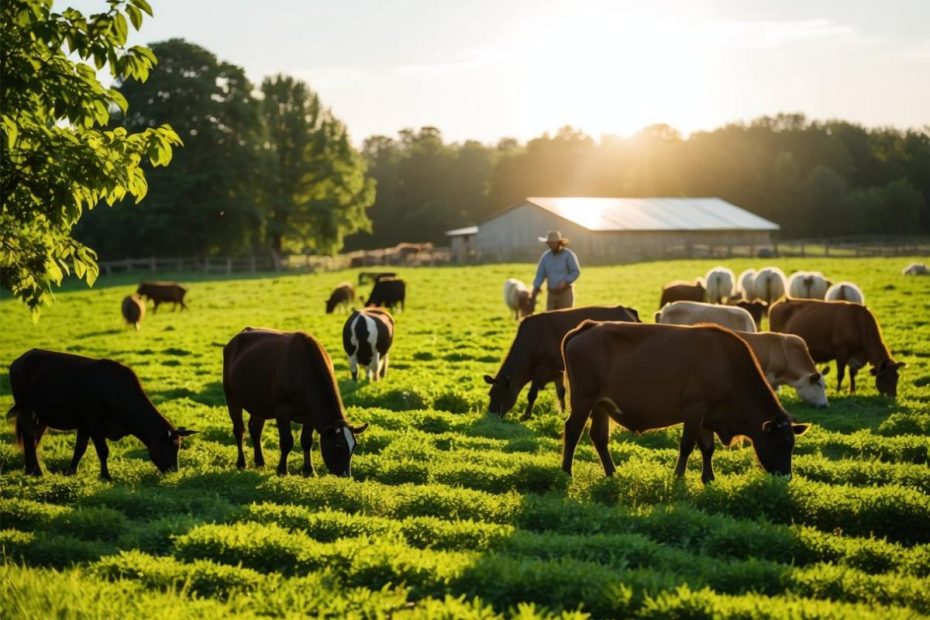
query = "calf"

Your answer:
(770, 299), (904, 397)
(122, 294), (145, 330)
(704, 266), (735, 303)
(736, 332), (828, 407)
(223, 327), (368, 477)
(655, 300), (756, 332)
(343, 309), (394, 381)
(366, 278), (406, 311)
(561, 322), (809, 481)
(732, 300), (767, 330)
(659, 279), (705, 308)
(484, 305), (640, 420)
(825, 281), (865, 305)
(137, 281), (188, 312)
(752, 267), (787, 305)
(325, 282), (356, 314)
(503, 278), (535, 320)
(788, 271), (831, 299)
(8, 349), (195, 479)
